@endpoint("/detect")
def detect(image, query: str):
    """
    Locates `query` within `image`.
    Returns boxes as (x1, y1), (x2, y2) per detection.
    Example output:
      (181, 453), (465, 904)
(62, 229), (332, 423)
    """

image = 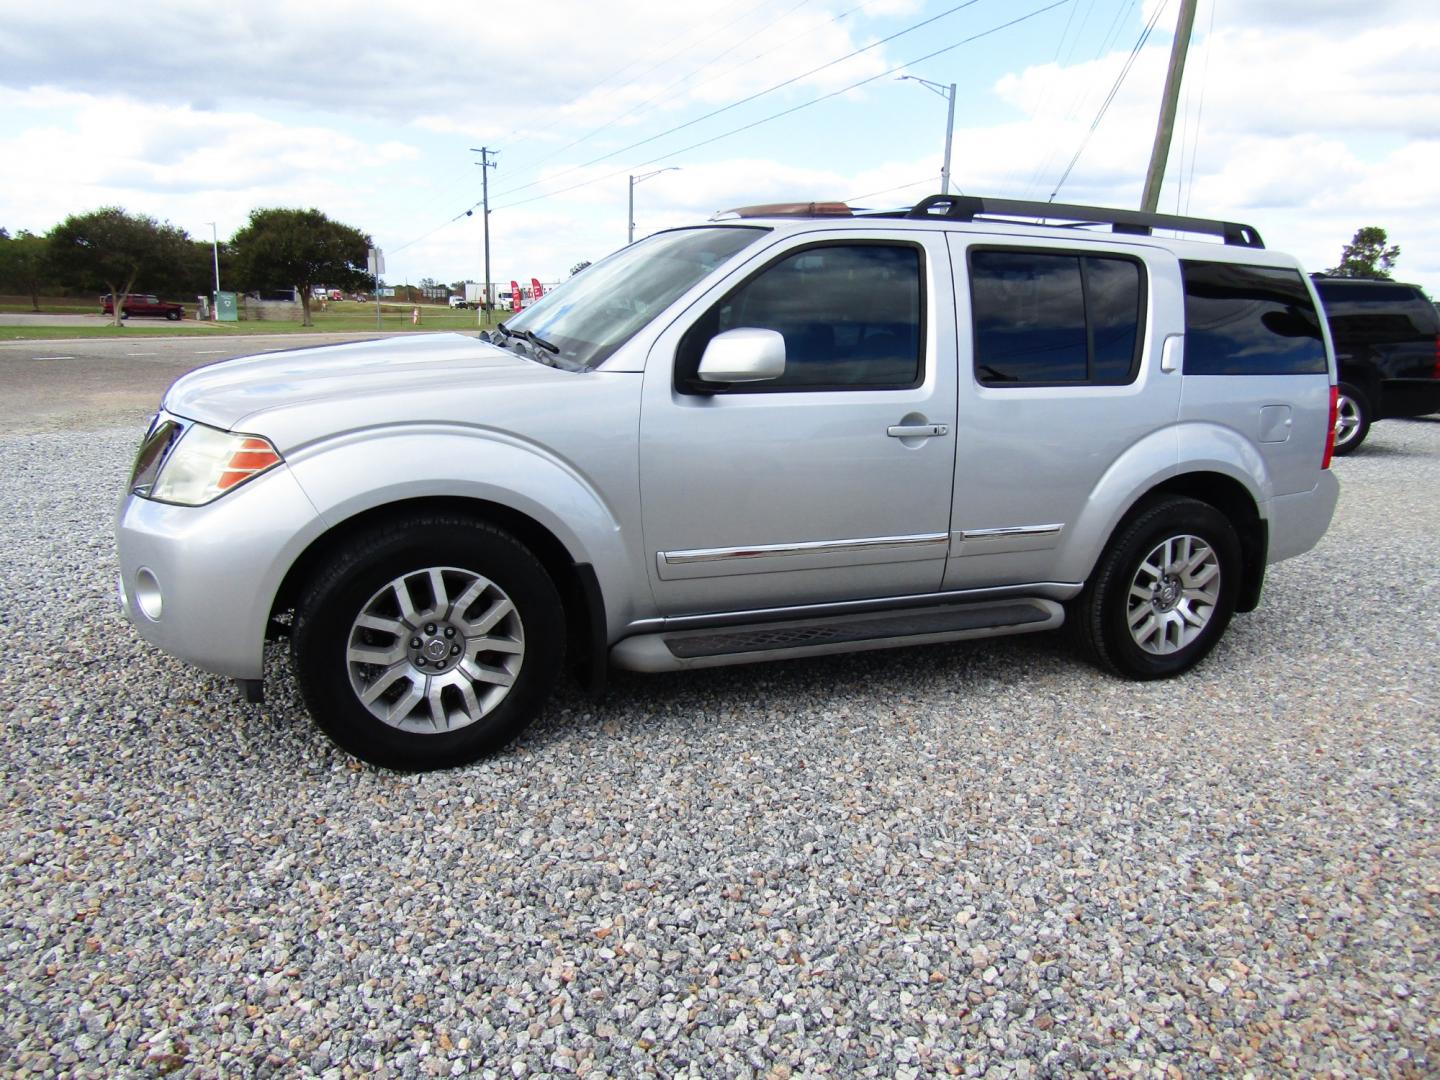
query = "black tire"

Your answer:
(166, 310), (181, 321)
(291, 515), (565, 770)
(119, 310), (129, 319)
(1071, 496), (1240, 680)
(1332, 381), (1371, 456)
